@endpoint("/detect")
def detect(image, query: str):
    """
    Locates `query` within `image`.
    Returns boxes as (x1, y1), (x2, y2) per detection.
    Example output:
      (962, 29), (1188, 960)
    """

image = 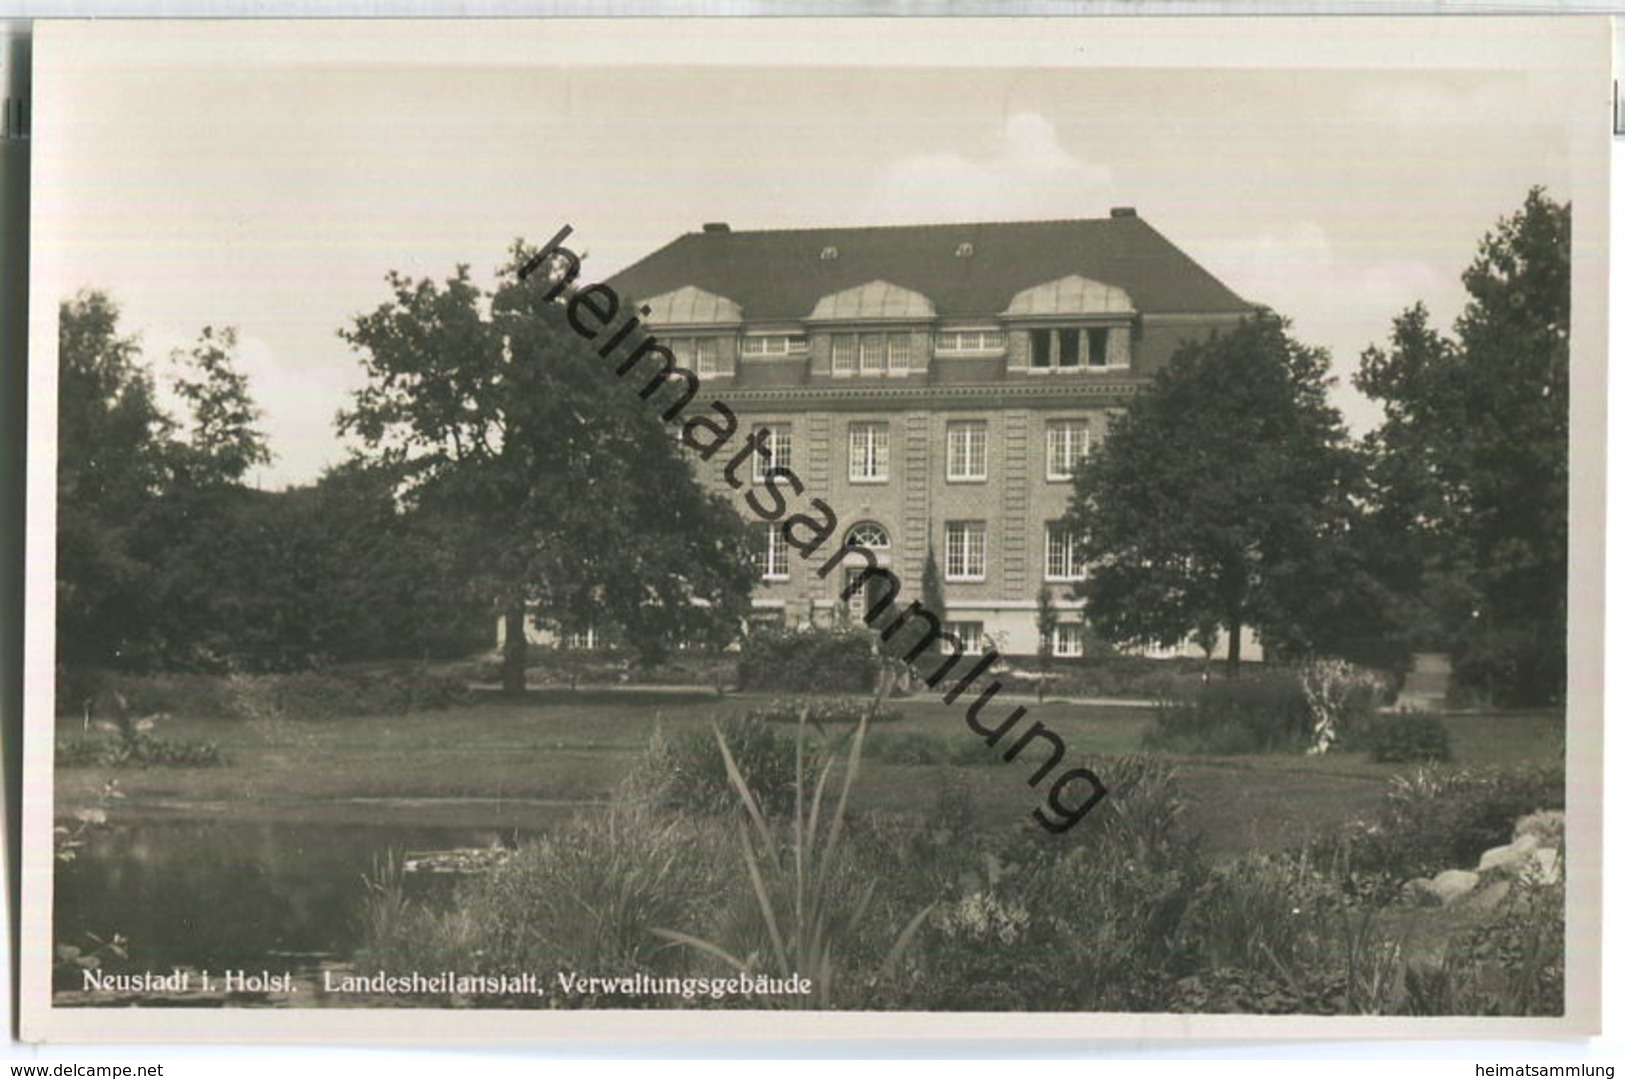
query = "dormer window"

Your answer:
(1029, 326), (1129, 369)
(936, 329), (1006, 355)
(955, 242), (974, 258)
(831, 332), (913, 377)
(741, 334), (808, 357)
(820, 246), (839, 261)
